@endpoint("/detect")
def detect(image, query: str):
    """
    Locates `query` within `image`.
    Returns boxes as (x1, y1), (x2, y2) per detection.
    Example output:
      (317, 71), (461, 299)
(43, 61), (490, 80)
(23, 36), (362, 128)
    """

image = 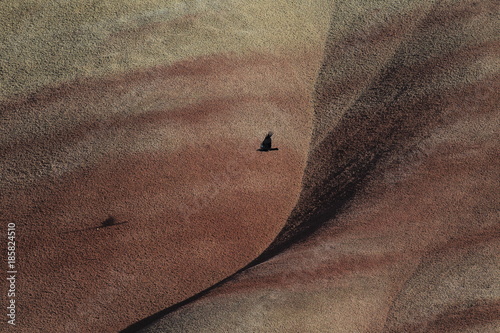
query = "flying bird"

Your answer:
(258, 132), (278, 151)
